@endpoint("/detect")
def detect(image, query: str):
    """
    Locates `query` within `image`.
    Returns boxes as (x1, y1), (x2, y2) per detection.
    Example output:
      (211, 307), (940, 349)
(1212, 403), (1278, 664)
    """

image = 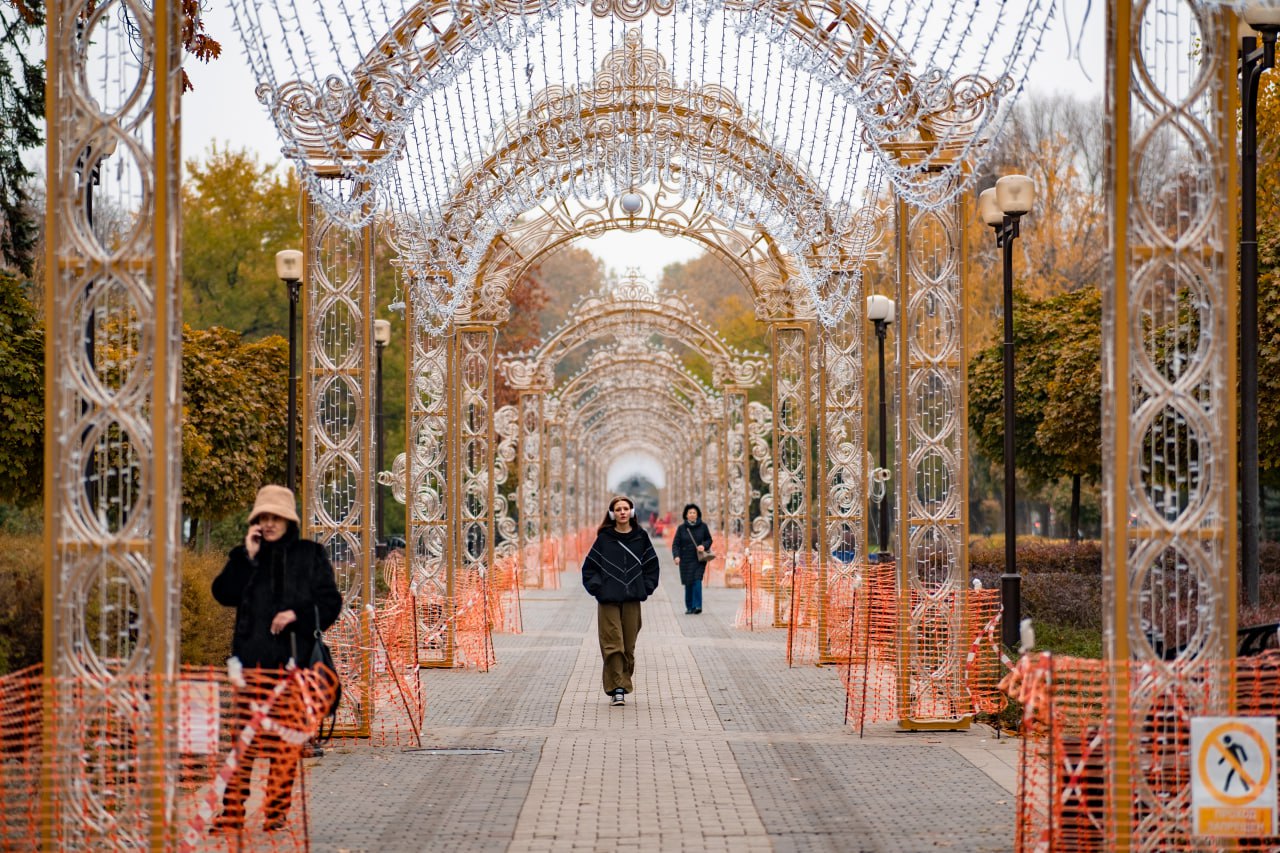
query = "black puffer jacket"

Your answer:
(212, 525), (343, 669)
(672, 520), (713, 586)
(582, 525), (661, 604)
